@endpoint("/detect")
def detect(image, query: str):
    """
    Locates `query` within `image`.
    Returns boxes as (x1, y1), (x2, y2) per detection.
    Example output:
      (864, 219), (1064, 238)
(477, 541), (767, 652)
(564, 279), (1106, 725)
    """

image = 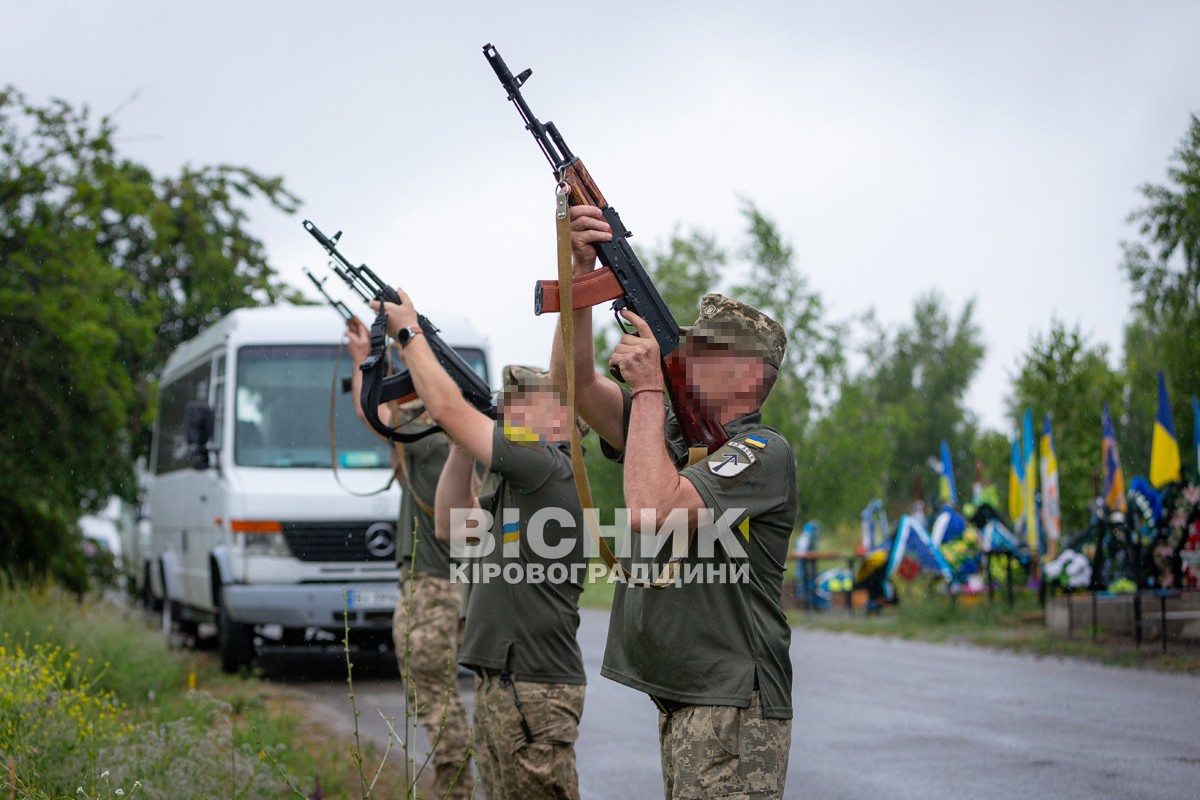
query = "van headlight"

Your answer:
(231, 520), (291, 557)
